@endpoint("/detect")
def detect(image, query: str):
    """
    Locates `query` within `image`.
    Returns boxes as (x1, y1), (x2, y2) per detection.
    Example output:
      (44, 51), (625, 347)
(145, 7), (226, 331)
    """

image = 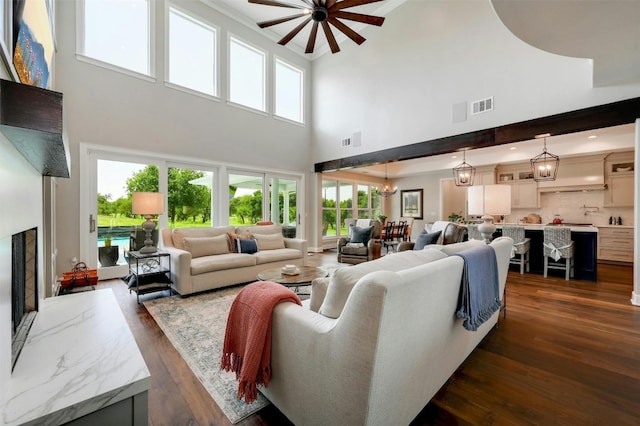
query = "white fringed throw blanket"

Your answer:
(454, 245), (501, 331)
